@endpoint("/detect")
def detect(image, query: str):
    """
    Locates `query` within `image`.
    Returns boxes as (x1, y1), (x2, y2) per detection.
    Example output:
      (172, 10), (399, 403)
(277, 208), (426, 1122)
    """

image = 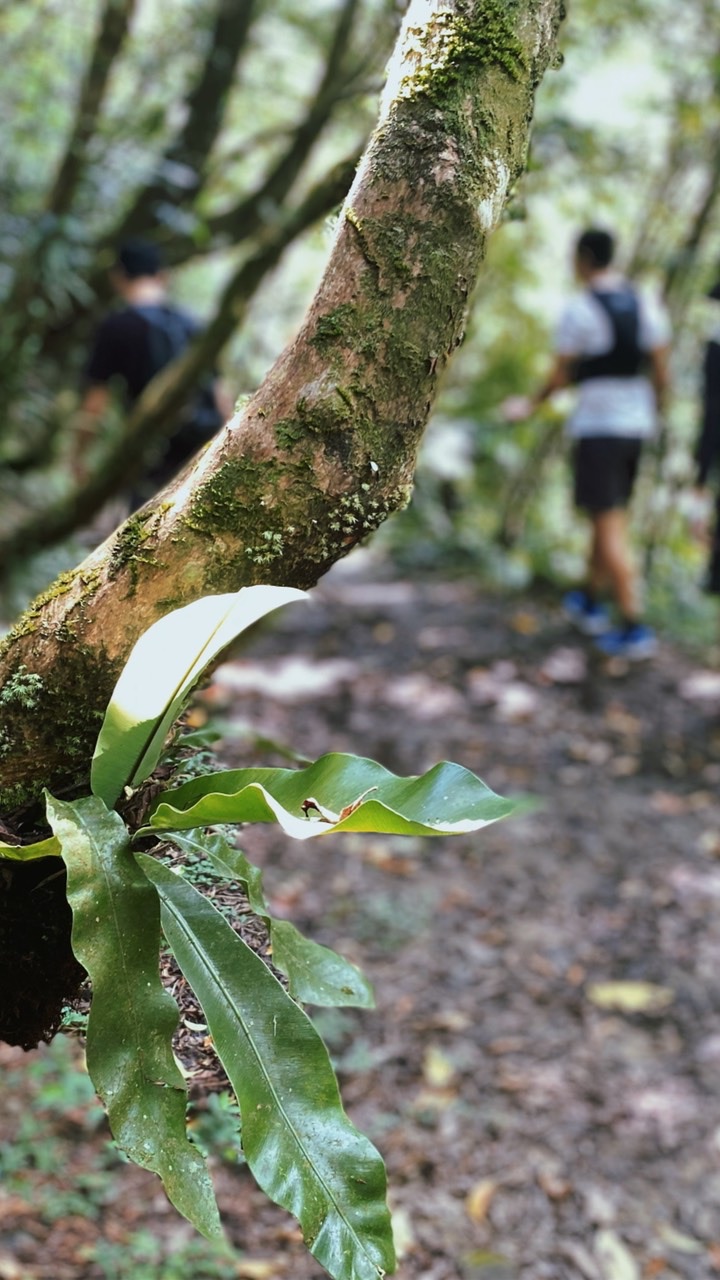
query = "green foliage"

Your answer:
(139, 854), (396, 1280)
(170, 829), (375, 1008)
(145, 753), (513, 840)
(2, 585), (515, 1278)
(46, 792), (222, 1241)
(91, 584), (306, 806)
